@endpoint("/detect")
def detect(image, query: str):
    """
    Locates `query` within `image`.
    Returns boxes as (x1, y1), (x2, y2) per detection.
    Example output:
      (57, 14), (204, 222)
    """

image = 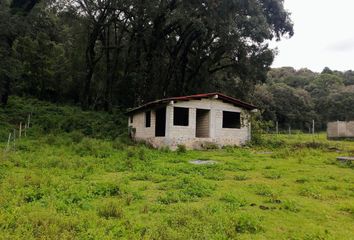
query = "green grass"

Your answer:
(0, 133), (353, 239)
(0, 97), (353, 239)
